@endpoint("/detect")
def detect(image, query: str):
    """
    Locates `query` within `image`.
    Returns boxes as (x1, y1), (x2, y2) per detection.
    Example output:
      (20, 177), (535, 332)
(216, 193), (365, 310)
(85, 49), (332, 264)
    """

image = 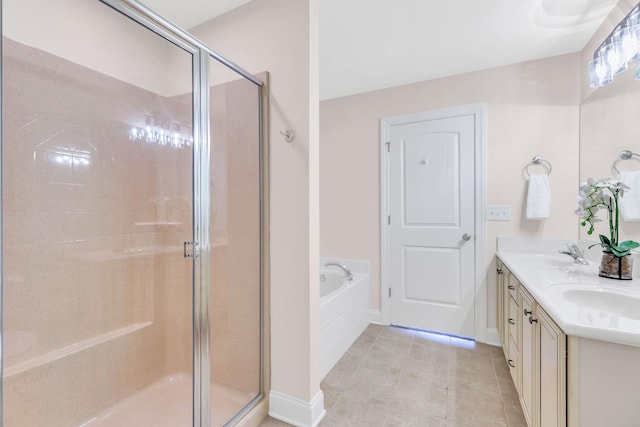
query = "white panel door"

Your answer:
(389, 113), (475, 337)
